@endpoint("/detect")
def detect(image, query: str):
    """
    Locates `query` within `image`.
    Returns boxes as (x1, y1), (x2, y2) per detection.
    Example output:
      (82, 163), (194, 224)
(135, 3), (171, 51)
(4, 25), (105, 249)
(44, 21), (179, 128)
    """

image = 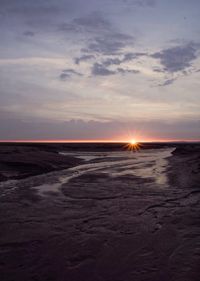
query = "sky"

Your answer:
(0, 0), (200, 141)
